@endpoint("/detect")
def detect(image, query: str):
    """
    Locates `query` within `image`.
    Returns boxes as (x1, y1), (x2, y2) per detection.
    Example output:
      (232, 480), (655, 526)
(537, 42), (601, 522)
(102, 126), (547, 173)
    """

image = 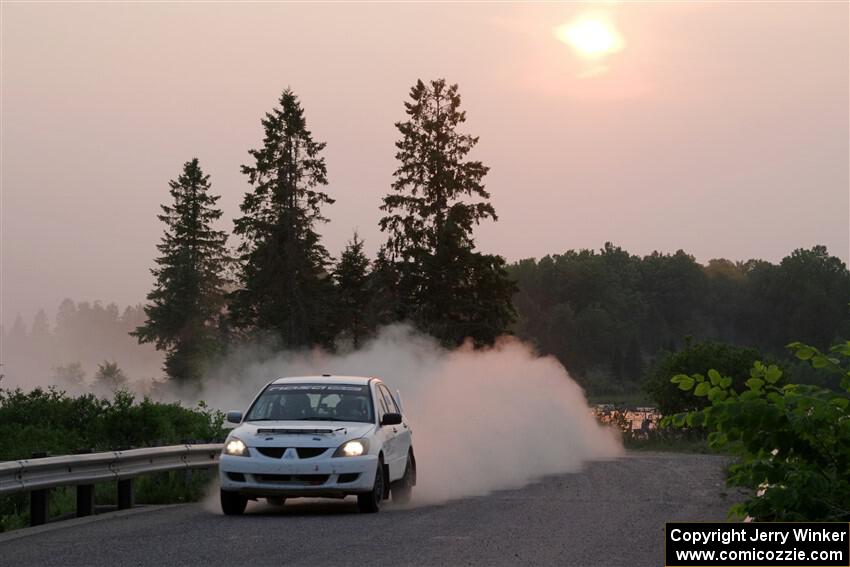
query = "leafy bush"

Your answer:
(0, 387), (224, 461)
(0, 388), (224, 532)
(665, 341), (850, 521)
(594, 405), (709, 452)
(644, 340), (772, 415)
